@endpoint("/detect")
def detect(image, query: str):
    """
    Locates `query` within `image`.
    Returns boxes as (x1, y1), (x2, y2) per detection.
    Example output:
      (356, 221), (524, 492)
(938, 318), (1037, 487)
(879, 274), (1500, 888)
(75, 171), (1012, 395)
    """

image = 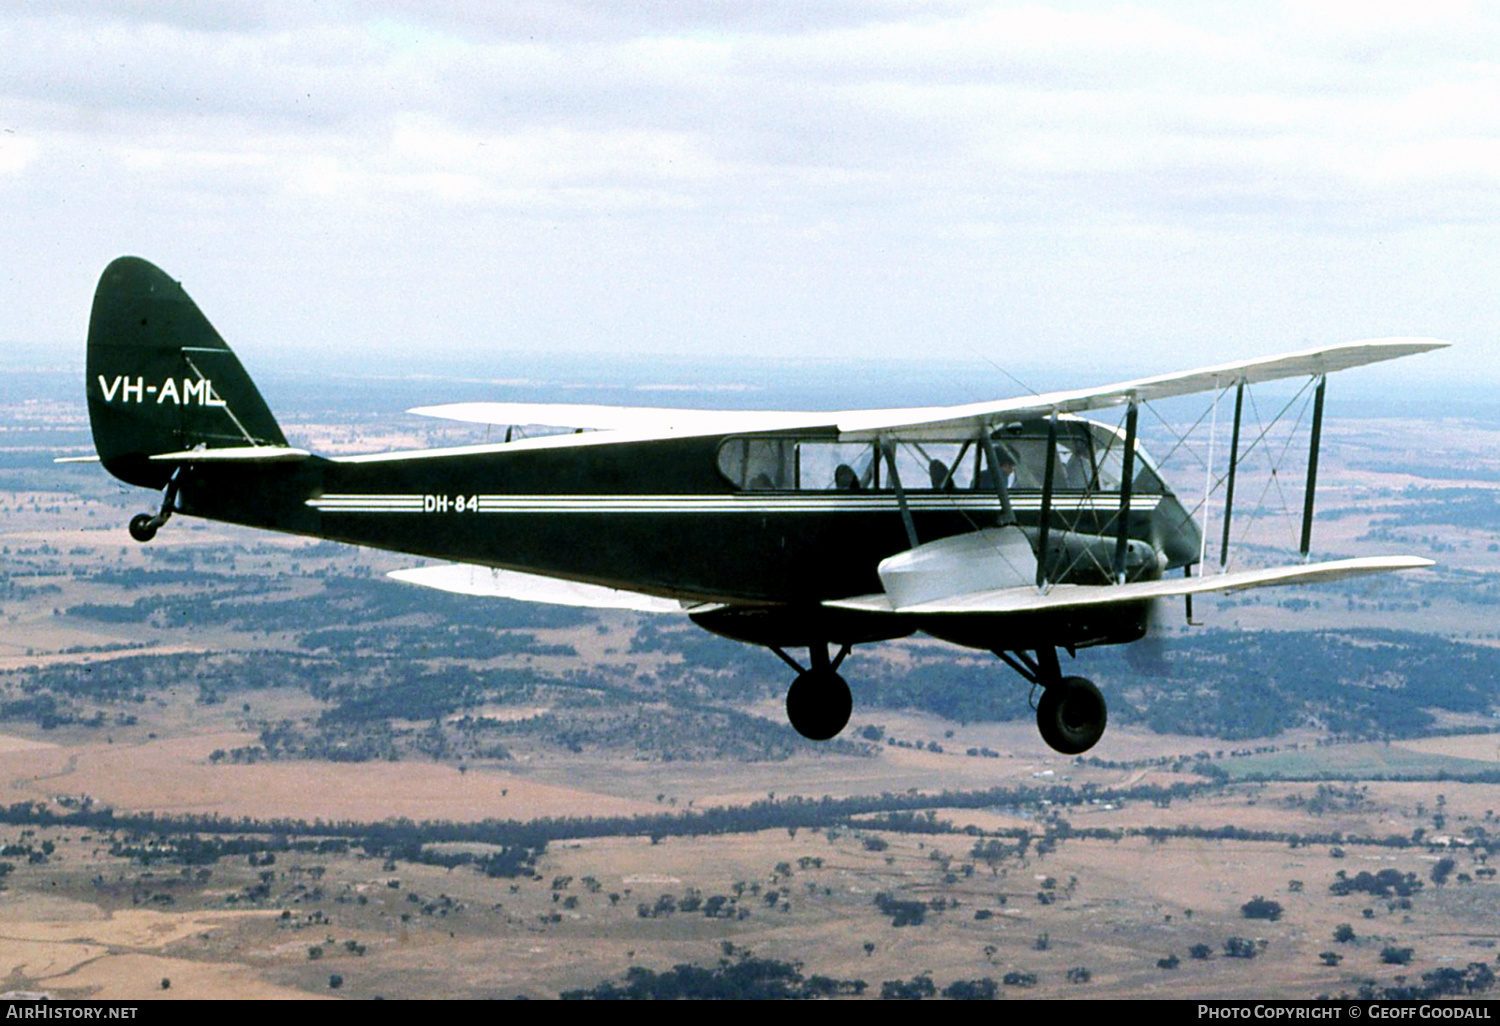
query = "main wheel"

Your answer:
(1036, 676), (1107, 754)
(128, 513), (158, 543)
(786, 669), (852, 741)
